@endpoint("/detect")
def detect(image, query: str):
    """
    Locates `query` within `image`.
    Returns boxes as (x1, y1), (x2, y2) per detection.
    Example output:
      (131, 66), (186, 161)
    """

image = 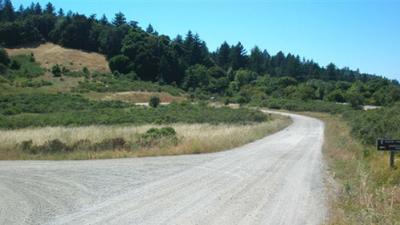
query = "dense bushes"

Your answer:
(344, 104), (400, 145)
(0, 93), (130, 115)
(257, 97), (351, 114)
(0, 101), (268, 128)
